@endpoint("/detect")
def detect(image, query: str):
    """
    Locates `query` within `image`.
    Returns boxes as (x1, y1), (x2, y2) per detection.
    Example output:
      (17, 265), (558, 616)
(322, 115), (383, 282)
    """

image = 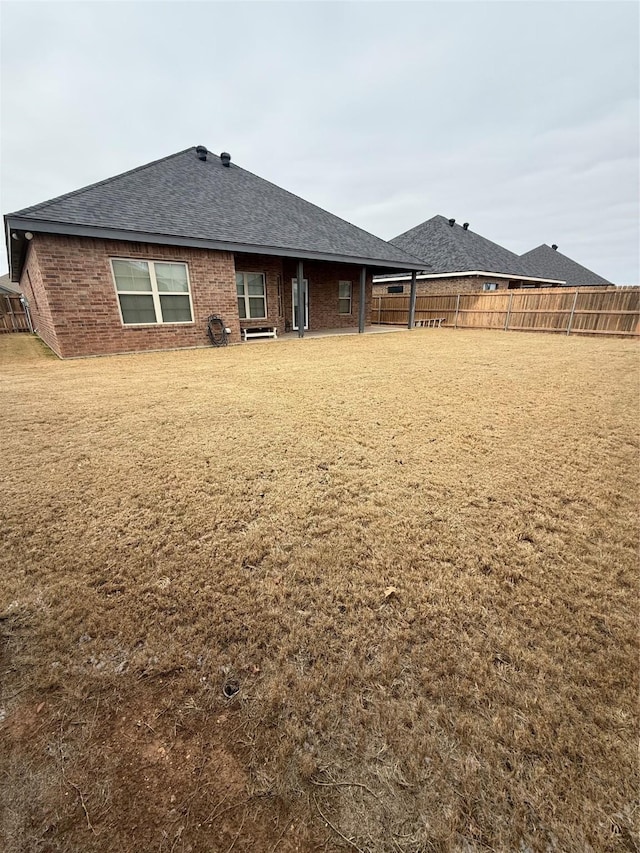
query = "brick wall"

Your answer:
(234, 253), (285, 335)
(282, 259), (372, 331)
(20, 241), (60, 354)
(21, 233), (376, 358)
(372, 275), (547, 297)
(23, 233), (240, 358)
